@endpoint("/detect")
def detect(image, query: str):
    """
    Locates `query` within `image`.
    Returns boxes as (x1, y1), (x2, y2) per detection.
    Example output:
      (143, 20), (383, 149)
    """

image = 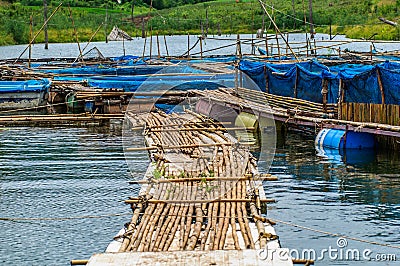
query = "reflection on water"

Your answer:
(0, 125), (140, 265)
(263, 132), (399, 264)
(0, 127), (399, 265)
